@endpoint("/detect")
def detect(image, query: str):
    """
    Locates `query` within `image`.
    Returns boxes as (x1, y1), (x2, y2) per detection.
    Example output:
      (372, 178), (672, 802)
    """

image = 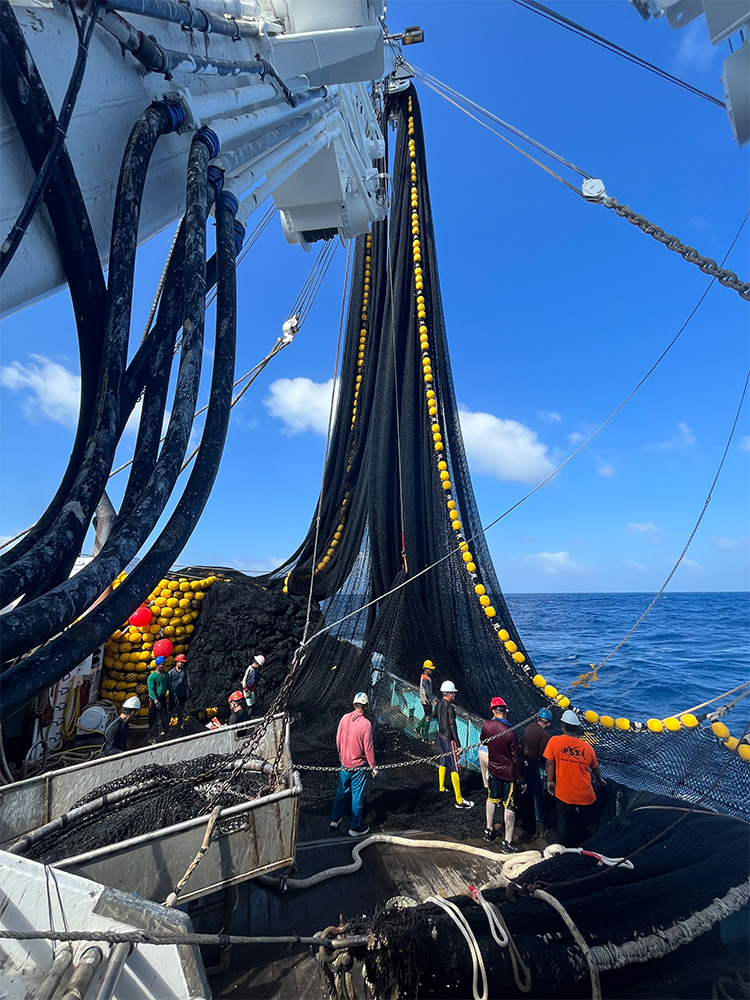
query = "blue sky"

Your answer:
(1, 1), (748, 593)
